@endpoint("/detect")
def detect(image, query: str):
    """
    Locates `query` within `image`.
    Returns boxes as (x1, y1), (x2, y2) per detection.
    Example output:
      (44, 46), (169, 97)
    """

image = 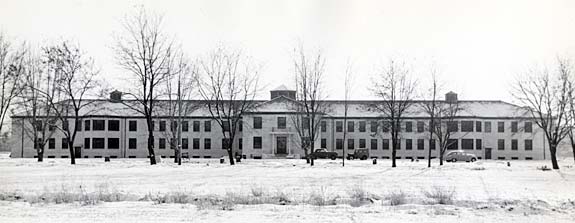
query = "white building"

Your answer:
(10, 86), (547, 161)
